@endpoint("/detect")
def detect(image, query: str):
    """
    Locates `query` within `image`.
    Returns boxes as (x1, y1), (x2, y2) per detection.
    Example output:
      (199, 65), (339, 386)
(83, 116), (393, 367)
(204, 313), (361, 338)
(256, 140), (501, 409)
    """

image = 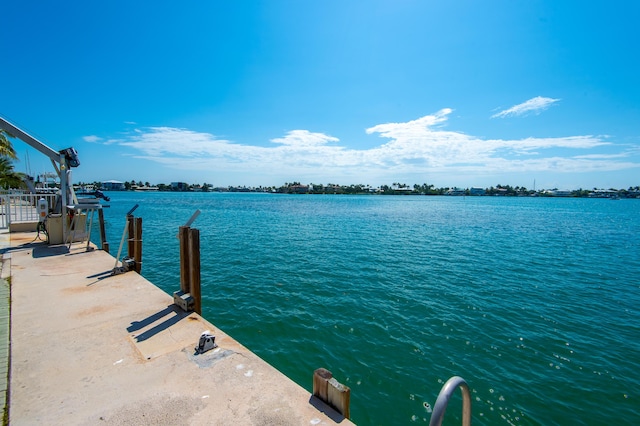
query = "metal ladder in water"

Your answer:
(429, 376), (472, 426)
